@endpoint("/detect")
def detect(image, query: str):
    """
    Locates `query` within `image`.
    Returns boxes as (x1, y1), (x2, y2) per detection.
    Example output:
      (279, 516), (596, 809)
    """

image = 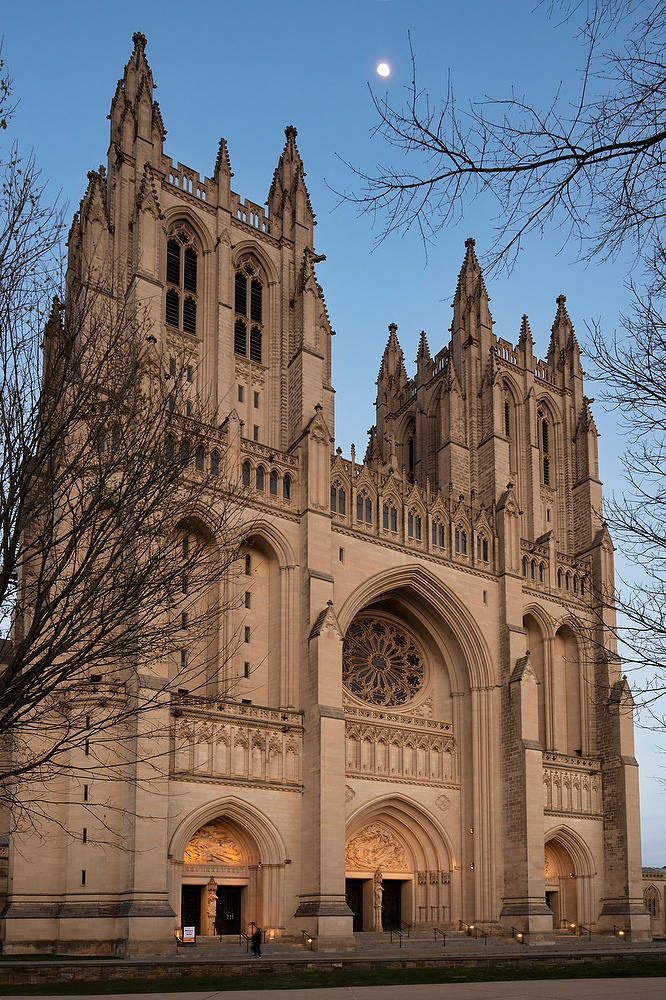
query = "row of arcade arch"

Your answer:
(168, 796), (598, 936)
